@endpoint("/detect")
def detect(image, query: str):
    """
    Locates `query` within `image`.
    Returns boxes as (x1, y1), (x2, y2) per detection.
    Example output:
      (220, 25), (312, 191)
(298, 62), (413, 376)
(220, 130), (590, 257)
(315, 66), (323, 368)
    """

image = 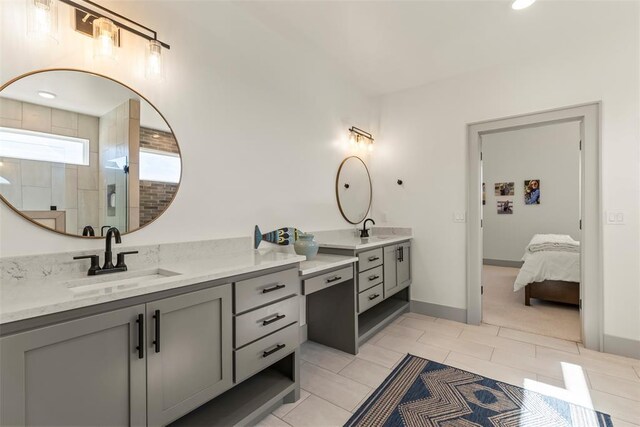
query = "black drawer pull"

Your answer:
(326, 276), (342, 283)
(262, 343), (286, 358)
(368, 293), (380, 301)
(368, 256), (380, 262)
(136, 314), (144, 359)
(153, 309), (161, 353)
(263, 314), (286, 326)
(368, 275), (380, 281)
(262, 284), (286, 293)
